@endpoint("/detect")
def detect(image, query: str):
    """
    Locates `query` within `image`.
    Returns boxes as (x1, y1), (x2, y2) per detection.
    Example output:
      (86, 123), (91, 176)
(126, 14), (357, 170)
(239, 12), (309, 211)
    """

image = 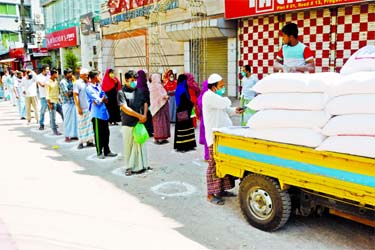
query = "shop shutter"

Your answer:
(205, 38), (228, 87)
